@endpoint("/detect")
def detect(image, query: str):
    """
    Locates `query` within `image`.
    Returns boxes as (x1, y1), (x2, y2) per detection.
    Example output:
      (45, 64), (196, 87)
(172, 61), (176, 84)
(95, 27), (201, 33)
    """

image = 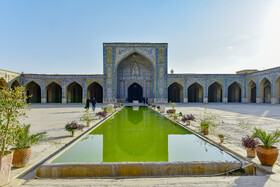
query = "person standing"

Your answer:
(91, 97), (97, 111)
